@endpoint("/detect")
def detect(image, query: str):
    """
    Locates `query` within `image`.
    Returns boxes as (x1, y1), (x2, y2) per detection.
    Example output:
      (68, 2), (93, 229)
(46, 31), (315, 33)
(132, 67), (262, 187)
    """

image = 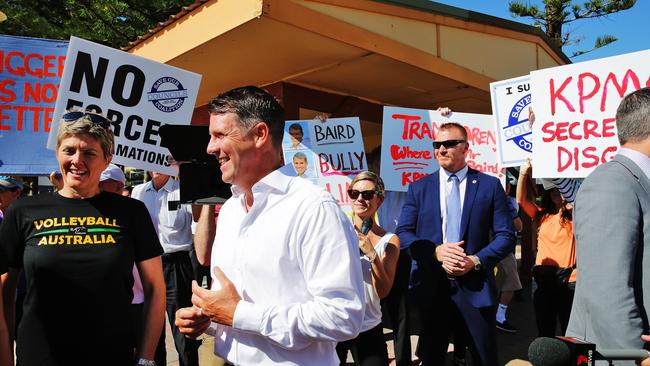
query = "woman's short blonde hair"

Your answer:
(350, 170), (385, 197)
(56, 112), (114, 159)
